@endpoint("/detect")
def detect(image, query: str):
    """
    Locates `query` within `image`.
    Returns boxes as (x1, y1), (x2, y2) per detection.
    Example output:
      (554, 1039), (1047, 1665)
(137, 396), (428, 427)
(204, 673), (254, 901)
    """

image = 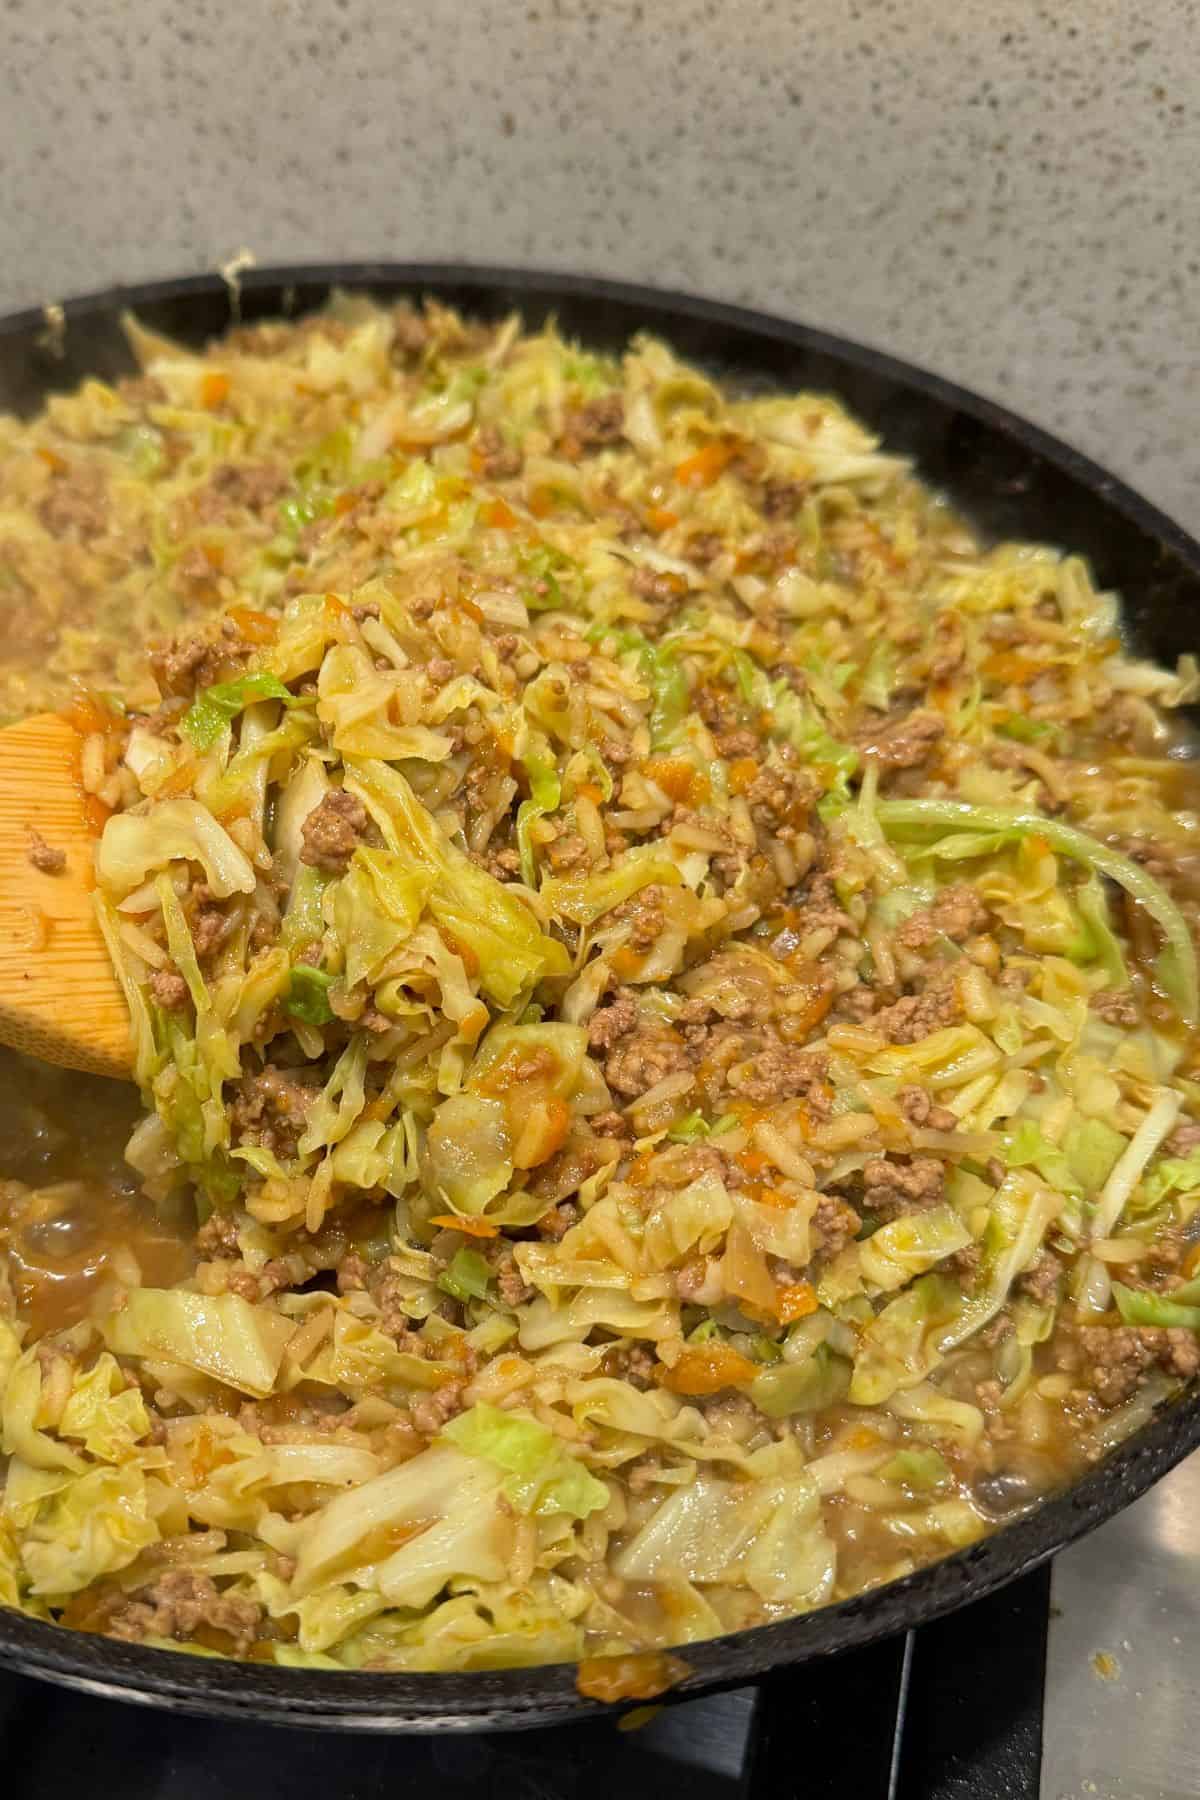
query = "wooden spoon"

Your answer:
(0, 713), (132, 1080)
